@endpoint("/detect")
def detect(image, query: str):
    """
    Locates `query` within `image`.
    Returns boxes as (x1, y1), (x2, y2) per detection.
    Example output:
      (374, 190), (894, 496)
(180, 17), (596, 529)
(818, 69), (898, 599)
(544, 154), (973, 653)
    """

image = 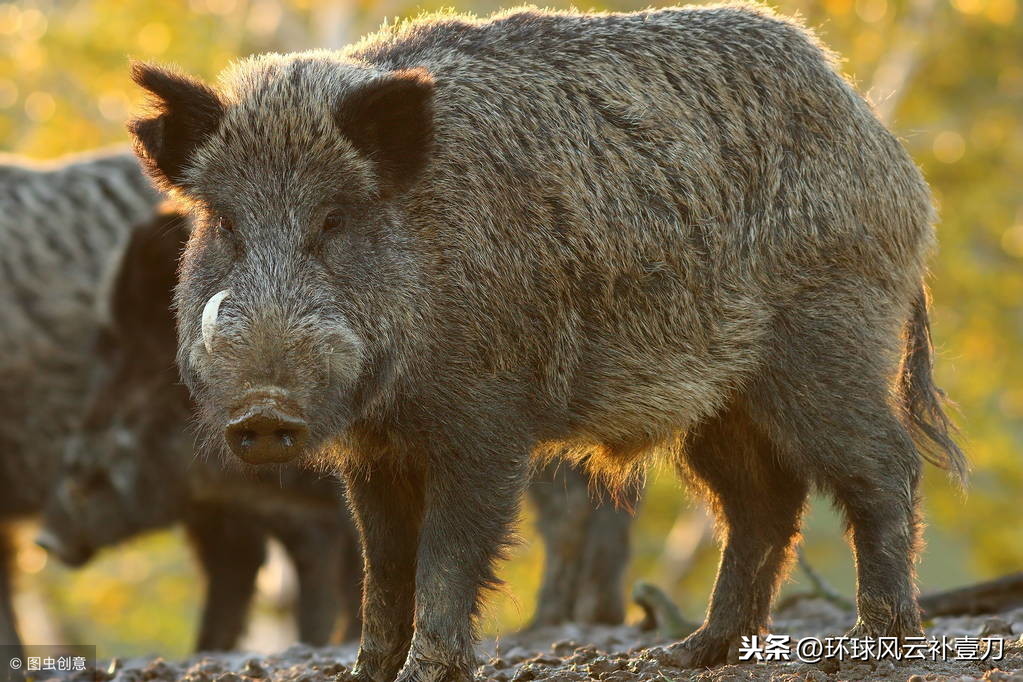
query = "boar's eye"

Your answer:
(216, 216), (234, 234)
(322, 210), (347, 233)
